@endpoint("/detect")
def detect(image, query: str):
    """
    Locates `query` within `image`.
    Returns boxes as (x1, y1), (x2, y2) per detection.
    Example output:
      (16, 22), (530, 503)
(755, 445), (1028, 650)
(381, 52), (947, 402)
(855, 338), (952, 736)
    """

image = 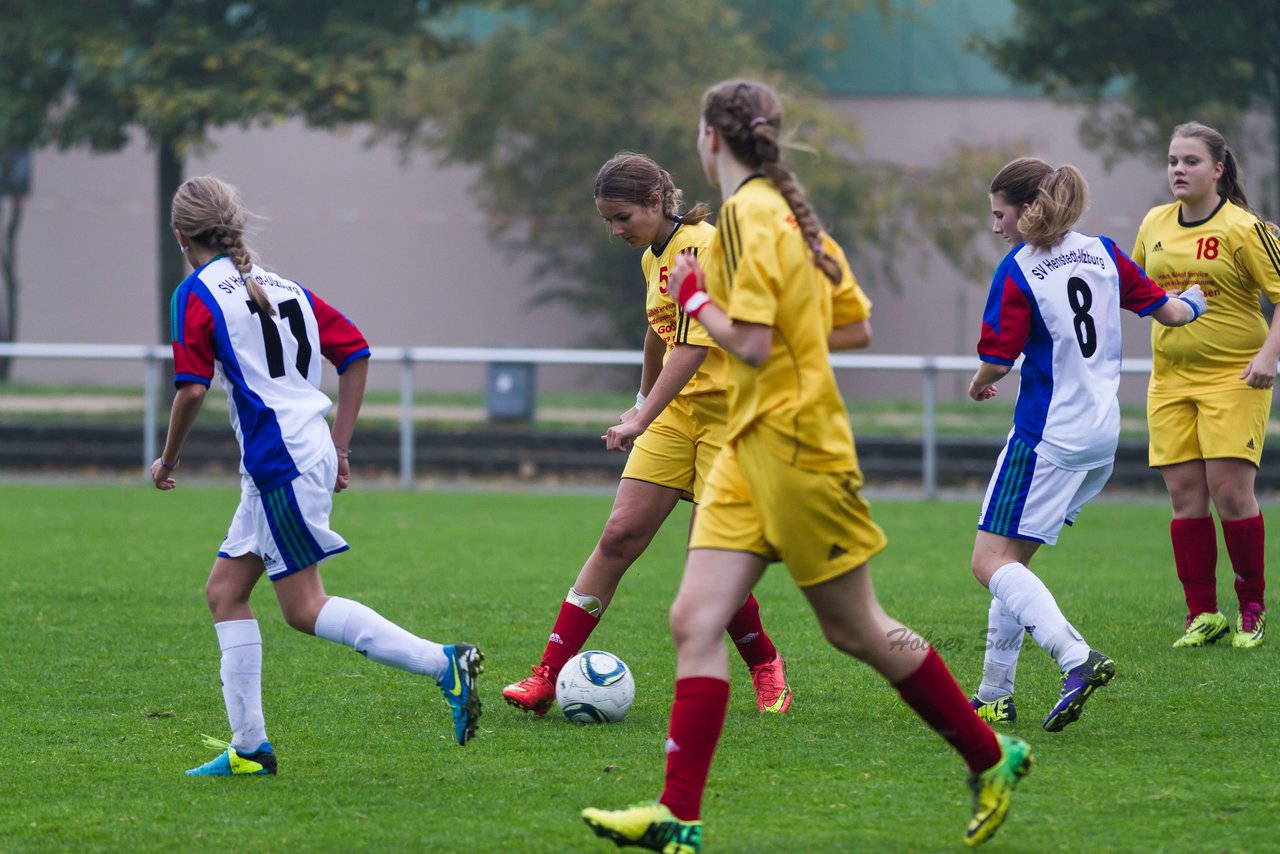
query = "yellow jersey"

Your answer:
(640, 220), (728, 396)
(1134, 197), (1280, 387)
(827, 235), (873, 329)
(703, 176), (862, 471)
